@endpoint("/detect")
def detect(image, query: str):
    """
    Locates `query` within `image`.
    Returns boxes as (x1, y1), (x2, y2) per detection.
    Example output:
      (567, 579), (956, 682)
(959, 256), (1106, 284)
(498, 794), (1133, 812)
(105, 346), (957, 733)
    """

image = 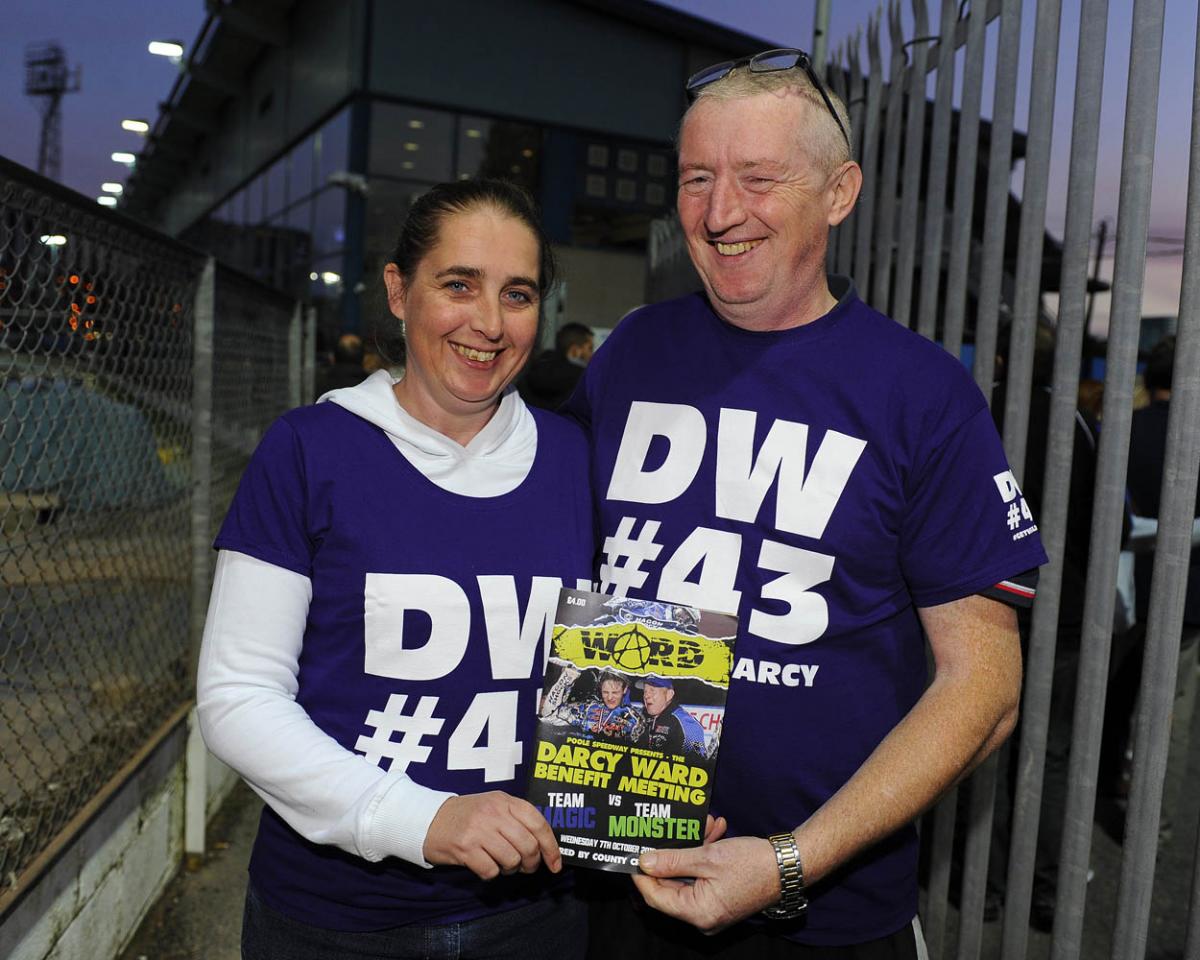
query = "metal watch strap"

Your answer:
(761, 832), (808, 920)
